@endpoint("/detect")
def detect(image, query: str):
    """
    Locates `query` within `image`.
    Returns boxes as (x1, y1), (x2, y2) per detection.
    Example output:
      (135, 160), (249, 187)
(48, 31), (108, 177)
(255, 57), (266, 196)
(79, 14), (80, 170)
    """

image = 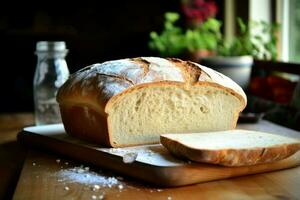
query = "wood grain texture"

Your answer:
(0, 113), (34, 200)
(17, 123), (300, 187)
(13, 150), (300, 200)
